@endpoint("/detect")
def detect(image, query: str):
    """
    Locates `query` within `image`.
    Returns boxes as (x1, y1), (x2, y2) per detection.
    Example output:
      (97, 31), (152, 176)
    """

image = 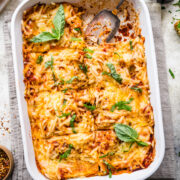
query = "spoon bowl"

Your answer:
(85, 0), (125, 43)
